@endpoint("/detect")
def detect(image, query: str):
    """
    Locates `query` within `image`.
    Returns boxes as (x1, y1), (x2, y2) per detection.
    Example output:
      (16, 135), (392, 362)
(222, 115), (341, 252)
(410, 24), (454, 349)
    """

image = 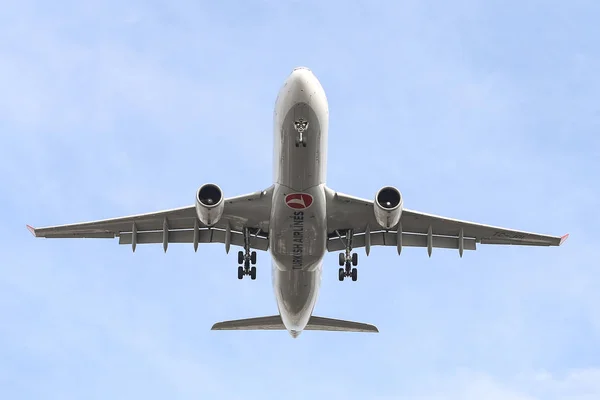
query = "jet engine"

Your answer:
(196, 183), (224, 226)
(374, 186), (403, 229)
